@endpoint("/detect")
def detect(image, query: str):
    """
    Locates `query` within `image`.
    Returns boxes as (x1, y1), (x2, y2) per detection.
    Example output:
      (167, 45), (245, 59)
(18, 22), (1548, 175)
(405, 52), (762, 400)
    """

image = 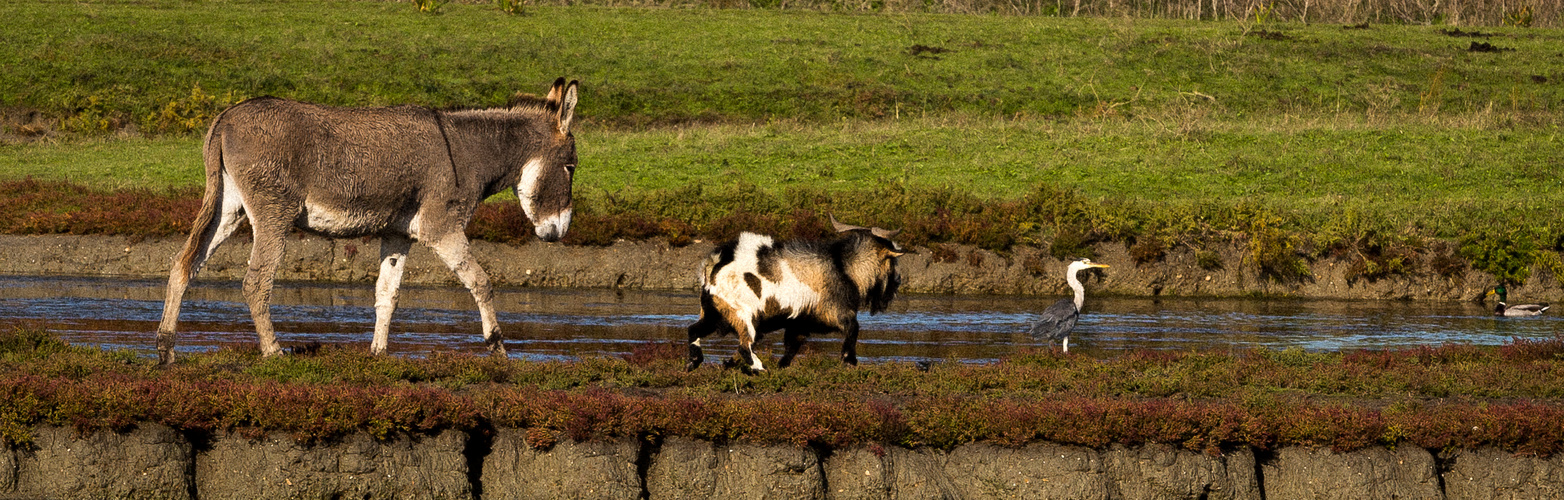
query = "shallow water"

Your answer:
(0, 275), (1557, 364)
